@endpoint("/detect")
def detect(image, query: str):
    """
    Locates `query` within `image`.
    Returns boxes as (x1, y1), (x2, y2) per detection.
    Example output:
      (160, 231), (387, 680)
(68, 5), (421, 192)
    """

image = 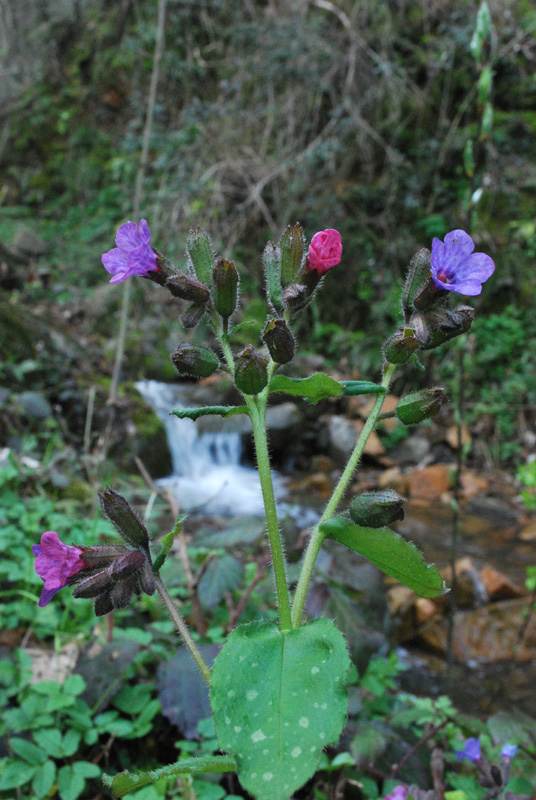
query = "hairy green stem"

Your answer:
(155, 575), (211, 685)
(291, 363), (396, 627)
(247, 393), (293, 631)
